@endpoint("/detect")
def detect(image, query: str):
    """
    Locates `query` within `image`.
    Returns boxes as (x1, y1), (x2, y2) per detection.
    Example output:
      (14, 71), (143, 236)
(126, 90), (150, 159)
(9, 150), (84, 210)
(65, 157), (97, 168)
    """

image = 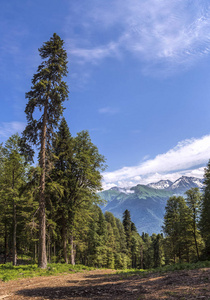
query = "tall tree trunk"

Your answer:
(47, 233), (51, 263)
(38, 192), (47, 268)
(38, 102), (48, 269)
(193, 227), (200, 260)
(4, 221), (8, 264)
(54, 242), (56, 260)
(62, 225), (68, 264)
(193, 209), (200, 261)
(140, 244), (143, 269)
(70, 234), (75, 265)
(13, 201), (17, 266)
(12, 170), (17, 266)
(34, 241), (37, 263)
